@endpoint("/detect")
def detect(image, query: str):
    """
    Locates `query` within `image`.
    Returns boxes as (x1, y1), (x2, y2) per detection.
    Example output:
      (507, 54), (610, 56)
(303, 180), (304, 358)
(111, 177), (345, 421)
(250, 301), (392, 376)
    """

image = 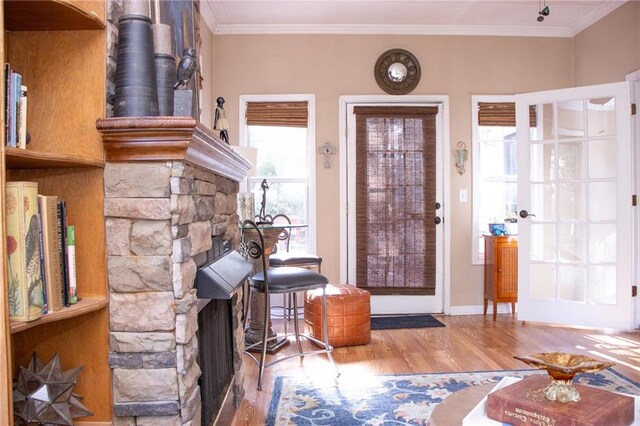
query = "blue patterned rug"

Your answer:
(267, 369), (640, 425)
